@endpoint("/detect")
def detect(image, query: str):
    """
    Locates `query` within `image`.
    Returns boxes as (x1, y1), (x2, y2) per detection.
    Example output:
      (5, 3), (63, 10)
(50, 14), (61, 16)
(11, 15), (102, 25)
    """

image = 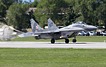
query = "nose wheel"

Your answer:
(72, 39), (77, 43)
(65, 39), (69, 43)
